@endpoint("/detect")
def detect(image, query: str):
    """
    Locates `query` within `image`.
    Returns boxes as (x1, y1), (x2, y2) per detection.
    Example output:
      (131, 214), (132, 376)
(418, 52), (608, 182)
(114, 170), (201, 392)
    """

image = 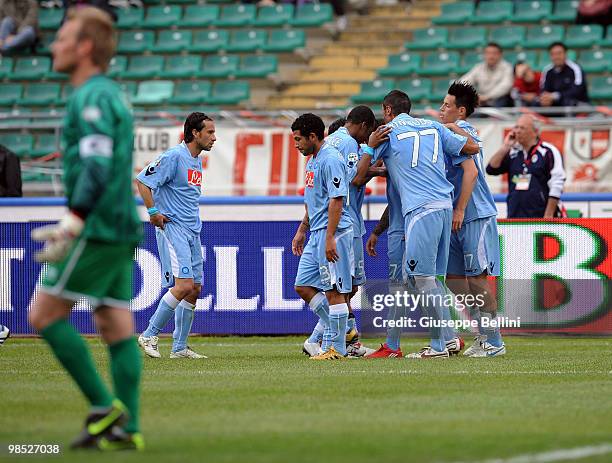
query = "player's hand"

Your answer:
(452, 209), (465, 232)
(540, 92), (555, 107)
(366, 233), (379, 257)
(31, 211), (84, 263)
(150, 213), (170, 229)
(368, 125), (392, 149)
(292, 230), (306, 256)
(503, 130), (516, 149)
(325, 234), (339, 262)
